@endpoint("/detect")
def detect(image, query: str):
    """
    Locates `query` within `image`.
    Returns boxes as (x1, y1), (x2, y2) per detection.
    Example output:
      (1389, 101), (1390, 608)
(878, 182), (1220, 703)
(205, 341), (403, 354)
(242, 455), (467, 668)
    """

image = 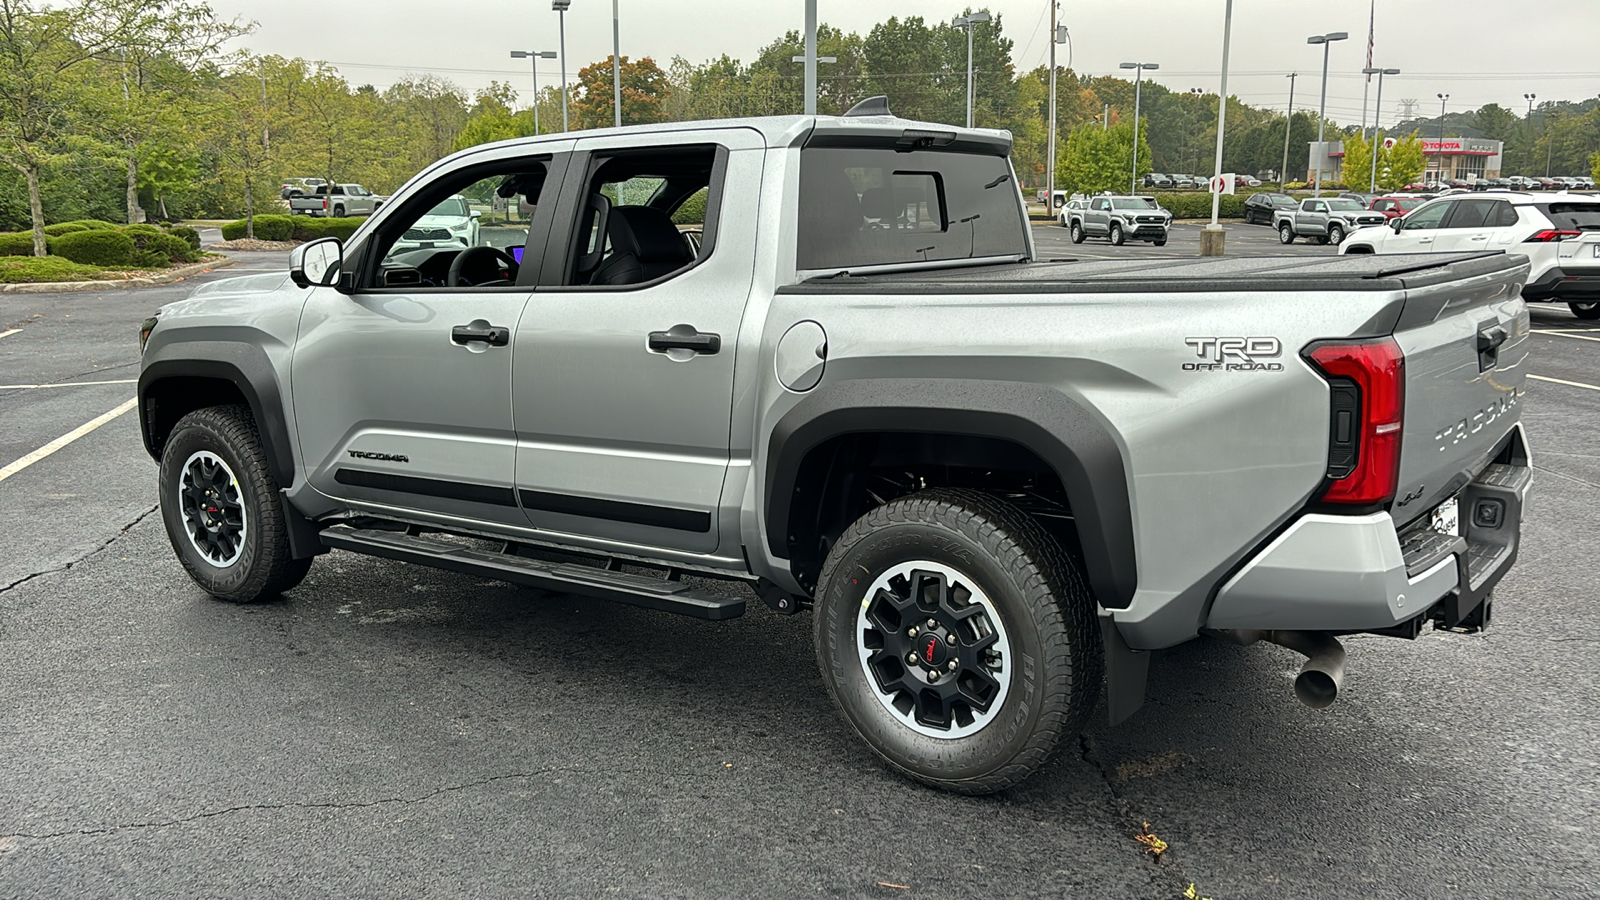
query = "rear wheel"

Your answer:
(158, 405), (312, 603)
(813, 489), (1102, 794)
(1109, 223), (1126, 246)
(1571, 301), (1600, 320)
(332, 204), (345, 218)
(1070, 221), (1085, 244)
(1278, 223), (1295, 244)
